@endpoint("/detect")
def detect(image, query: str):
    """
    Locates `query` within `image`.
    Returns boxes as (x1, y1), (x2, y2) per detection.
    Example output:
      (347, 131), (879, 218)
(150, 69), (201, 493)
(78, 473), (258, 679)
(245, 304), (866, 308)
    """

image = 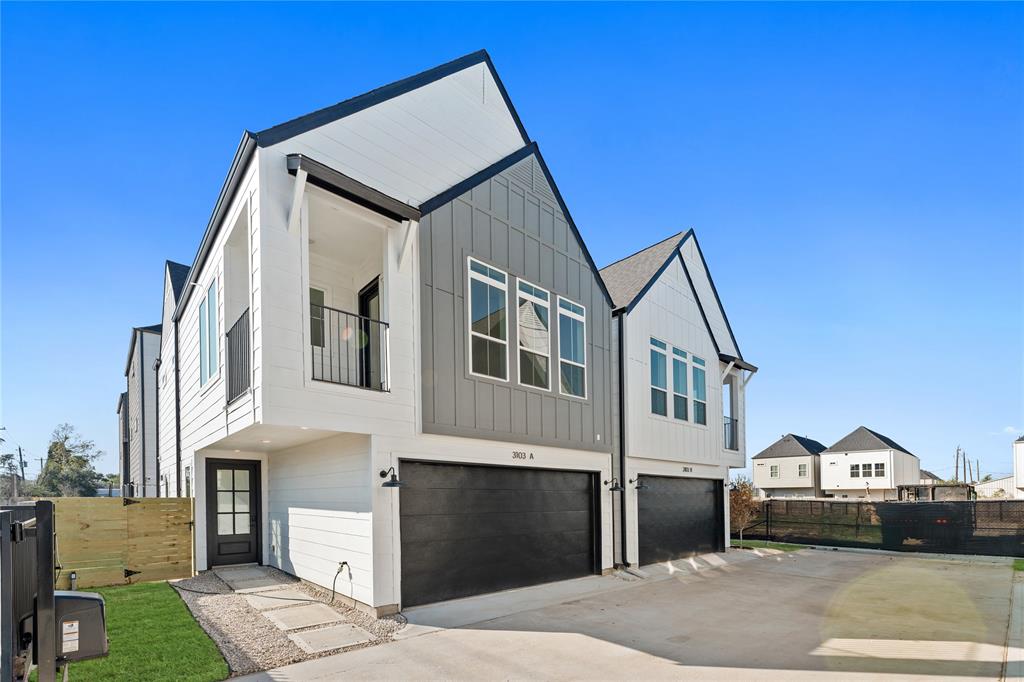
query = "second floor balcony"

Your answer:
(310, 303), (389, 391)
(724, 416), (739, 451)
